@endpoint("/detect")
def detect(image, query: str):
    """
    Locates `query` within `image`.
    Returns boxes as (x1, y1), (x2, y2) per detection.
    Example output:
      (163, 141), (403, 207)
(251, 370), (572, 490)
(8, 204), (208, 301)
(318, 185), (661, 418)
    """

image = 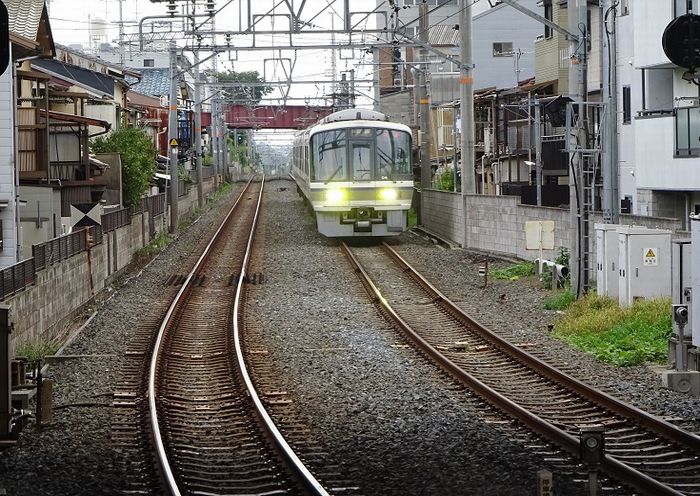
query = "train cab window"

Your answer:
(376, 129), (412, 180)
(312, 130), (347, 181)
(351, 142), (372, 180)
